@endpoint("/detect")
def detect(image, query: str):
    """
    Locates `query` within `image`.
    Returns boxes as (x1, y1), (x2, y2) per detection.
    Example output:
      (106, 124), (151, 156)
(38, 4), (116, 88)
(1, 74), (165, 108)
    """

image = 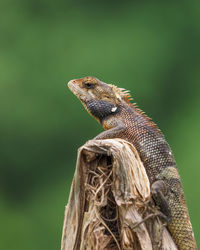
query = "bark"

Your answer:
(61, 139), (177, 250)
